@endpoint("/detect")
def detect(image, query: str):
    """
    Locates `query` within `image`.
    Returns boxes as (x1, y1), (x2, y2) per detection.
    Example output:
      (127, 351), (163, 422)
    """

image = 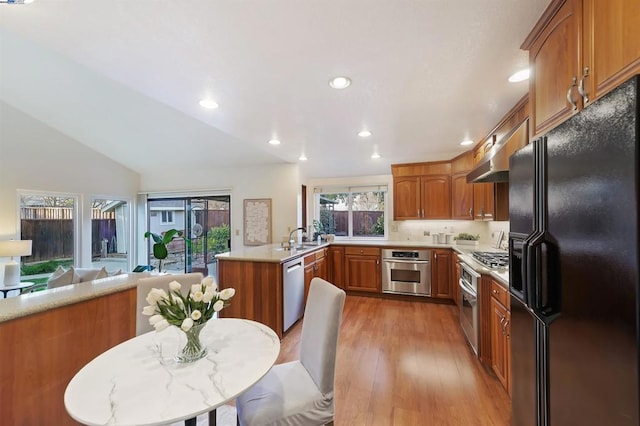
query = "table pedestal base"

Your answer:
(184, 408), (216, 426)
